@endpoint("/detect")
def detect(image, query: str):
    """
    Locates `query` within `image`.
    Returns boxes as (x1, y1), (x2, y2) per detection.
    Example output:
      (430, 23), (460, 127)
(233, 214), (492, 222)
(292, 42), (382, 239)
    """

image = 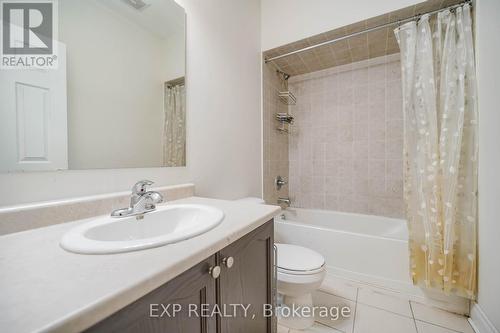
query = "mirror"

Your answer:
(0, 0), (186, 172)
